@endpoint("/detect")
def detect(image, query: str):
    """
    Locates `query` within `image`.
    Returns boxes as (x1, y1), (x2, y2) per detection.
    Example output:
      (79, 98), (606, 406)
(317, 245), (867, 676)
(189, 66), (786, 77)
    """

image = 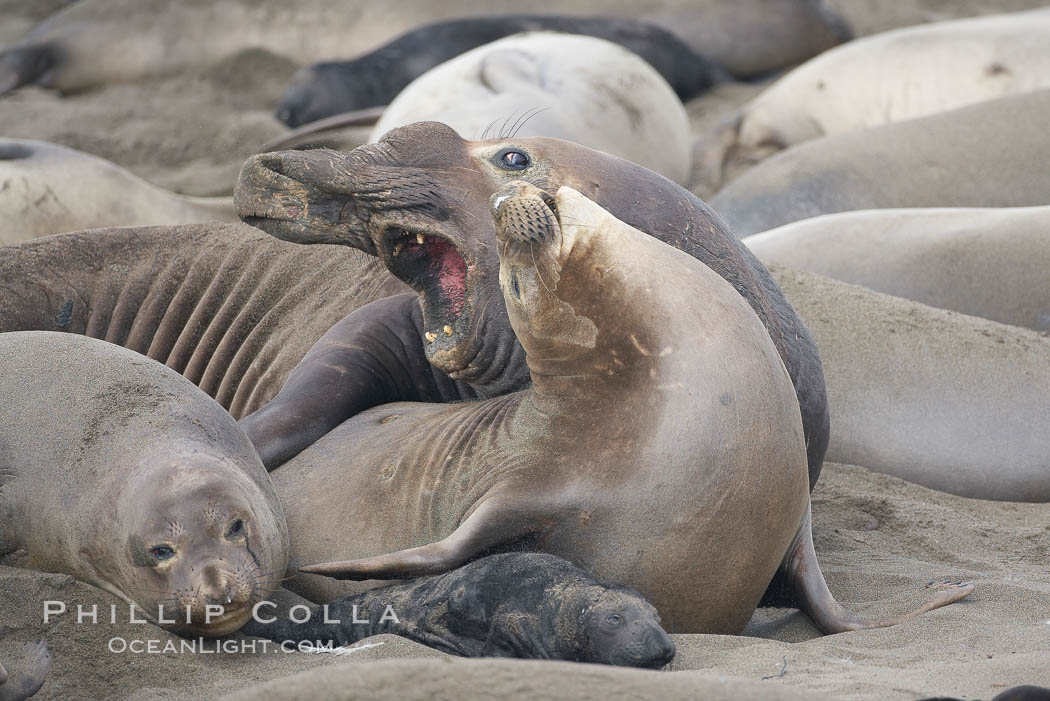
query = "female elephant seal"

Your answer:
(271, 184), (970, 633)
(696, 8), (1050, 191)
(0, 138), (235, 244)
(235, 122), (830, 497)
(243, 552), (675, 668)
(354, 32), (693, 185)
(276, 14), (722, 128)
(0, 331), (289, 636)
